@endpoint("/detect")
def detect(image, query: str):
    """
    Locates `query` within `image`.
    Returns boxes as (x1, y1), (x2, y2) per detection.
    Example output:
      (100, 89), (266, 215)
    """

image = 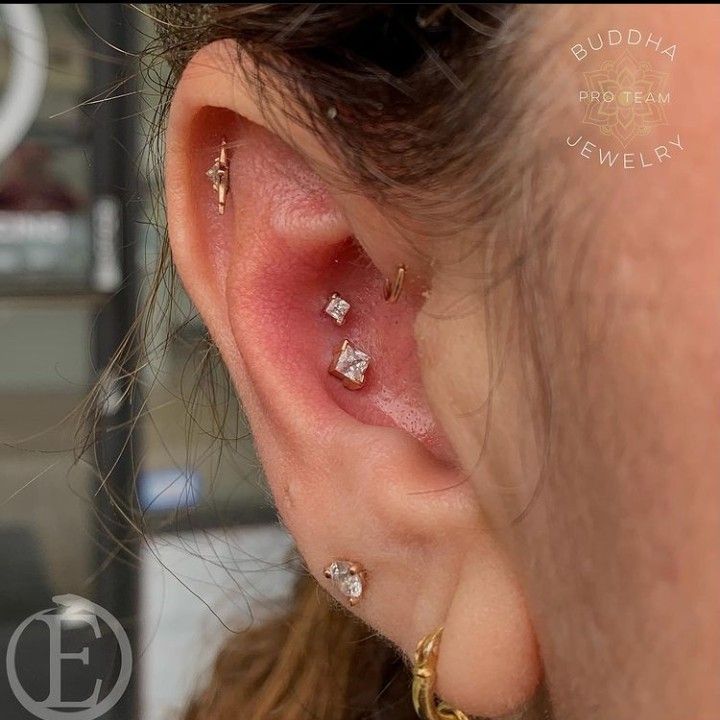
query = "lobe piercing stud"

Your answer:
(324, 560), (366, 606)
